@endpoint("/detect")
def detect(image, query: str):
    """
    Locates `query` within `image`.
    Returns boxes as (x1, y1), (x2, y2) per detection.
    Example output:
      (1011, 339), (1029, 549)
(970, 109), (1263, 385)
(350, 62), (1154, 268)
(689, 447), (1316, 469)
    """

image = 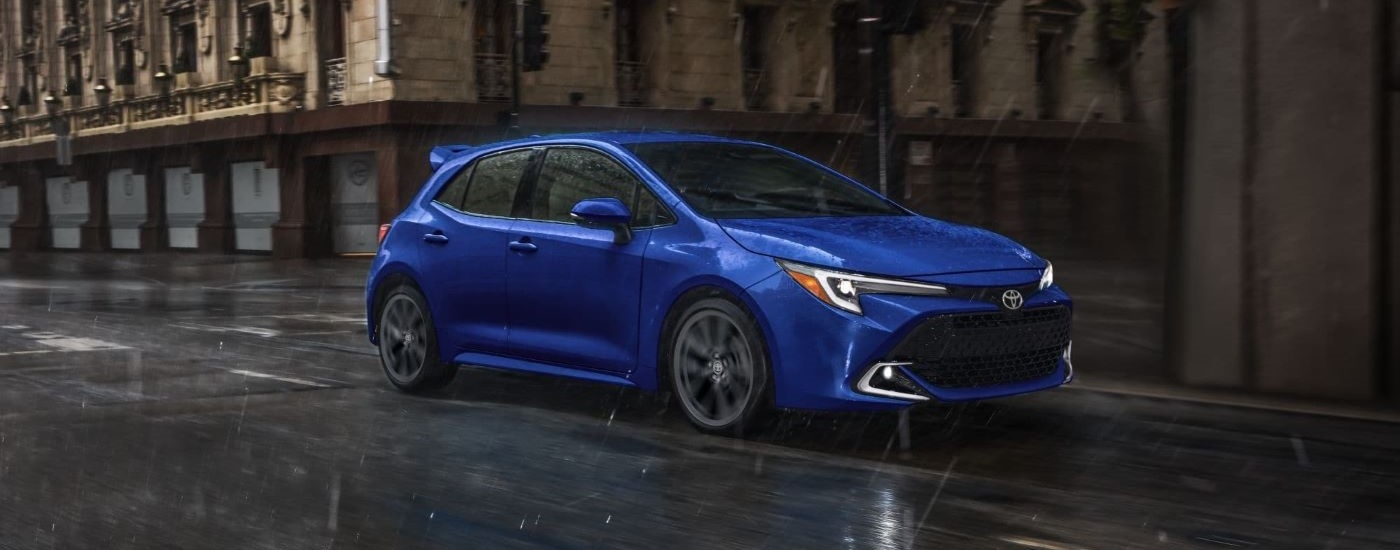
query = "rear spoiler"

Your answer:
(429, 145), (476, 170)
